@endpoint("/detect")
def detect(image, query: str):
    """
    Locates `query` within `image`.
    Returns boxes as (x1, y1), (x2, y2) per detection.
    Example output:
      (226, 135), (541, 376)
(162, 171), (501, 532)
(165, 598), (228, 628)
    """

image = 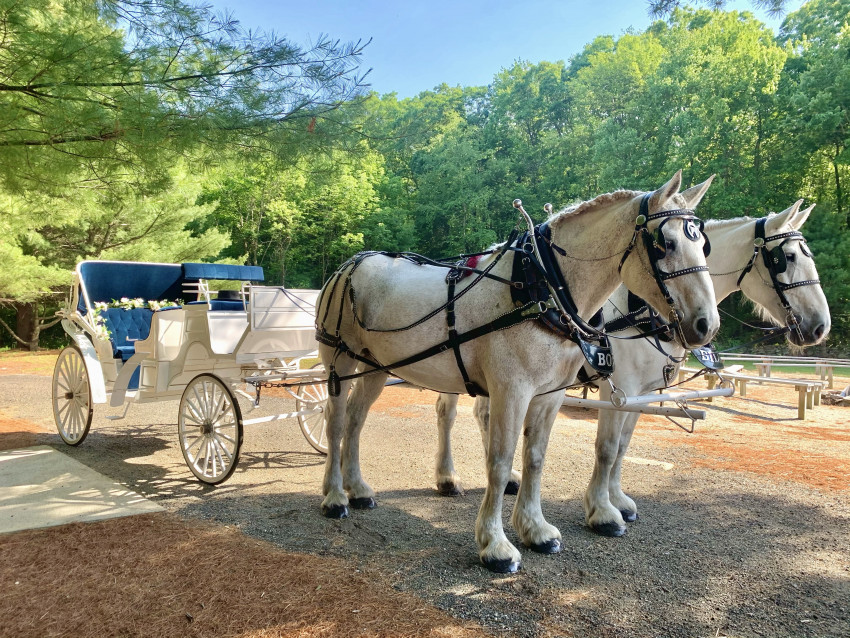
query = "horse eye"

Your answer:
(786, 253), (796, 262)
(665, 240), (676, 252)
